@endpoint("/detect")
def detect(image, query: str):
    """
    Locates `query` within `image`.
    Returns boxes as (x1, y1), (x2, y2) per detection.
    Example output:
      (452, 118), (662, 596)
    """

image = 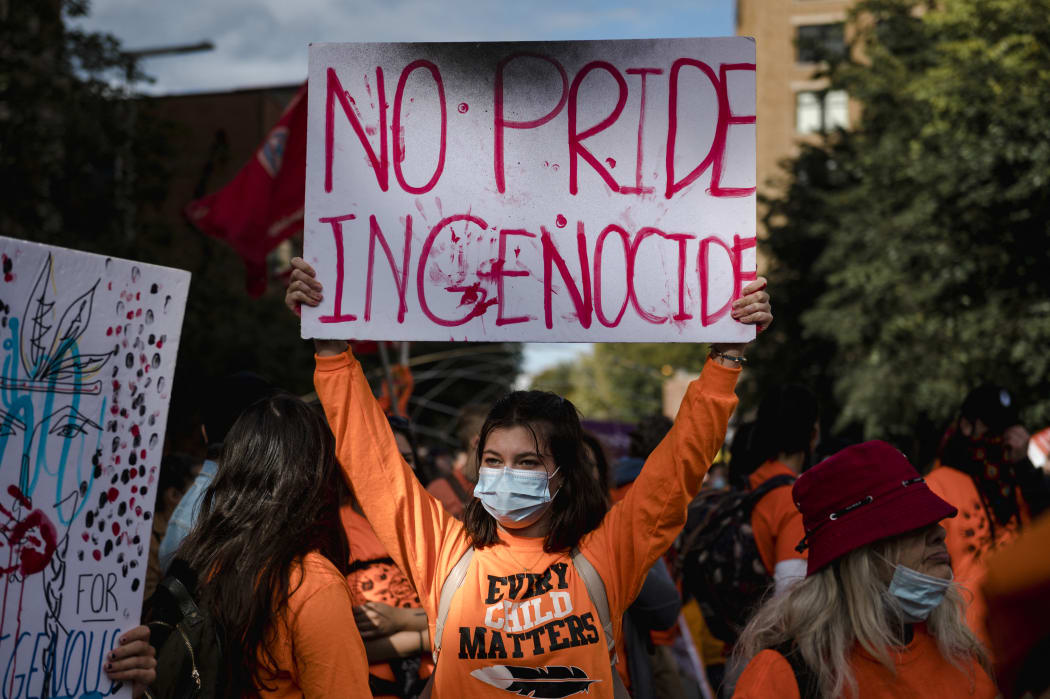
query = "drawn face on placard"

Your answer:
(0, 241), (187, 697)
